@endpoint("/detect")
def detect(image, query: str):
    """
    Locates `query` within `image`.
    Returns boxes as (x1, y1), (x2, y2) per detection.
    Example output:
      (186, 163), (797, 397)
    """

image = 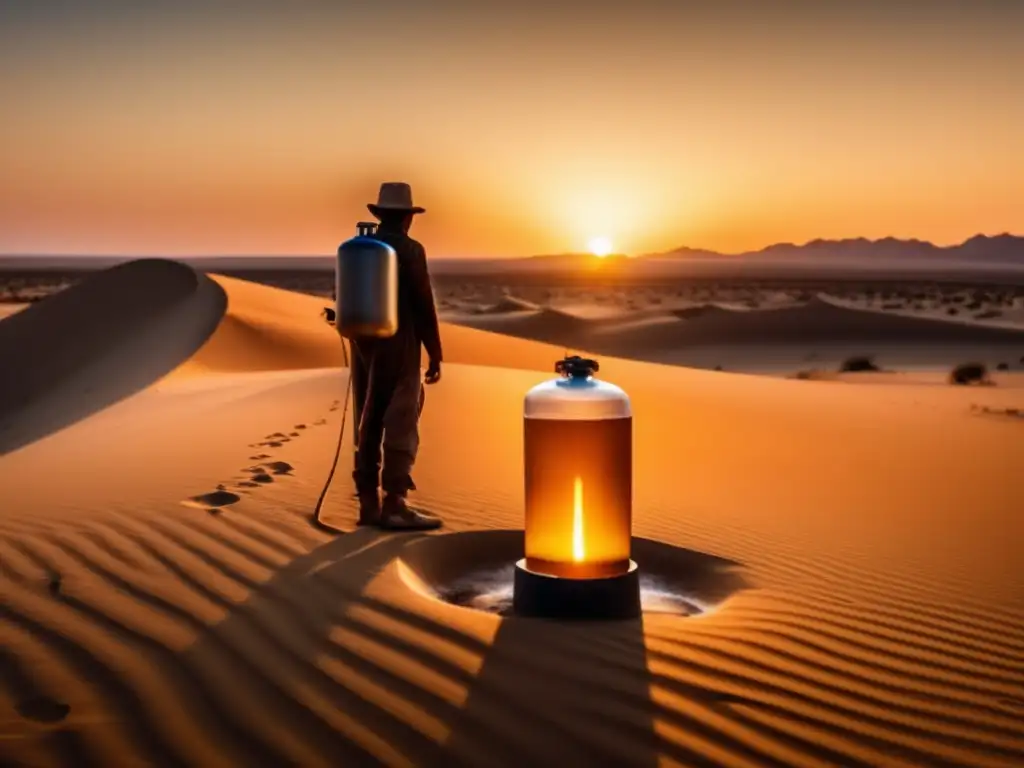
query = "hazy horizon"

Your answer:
(2, 230), (1022, 264)
(2, 1), (1022, 259)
